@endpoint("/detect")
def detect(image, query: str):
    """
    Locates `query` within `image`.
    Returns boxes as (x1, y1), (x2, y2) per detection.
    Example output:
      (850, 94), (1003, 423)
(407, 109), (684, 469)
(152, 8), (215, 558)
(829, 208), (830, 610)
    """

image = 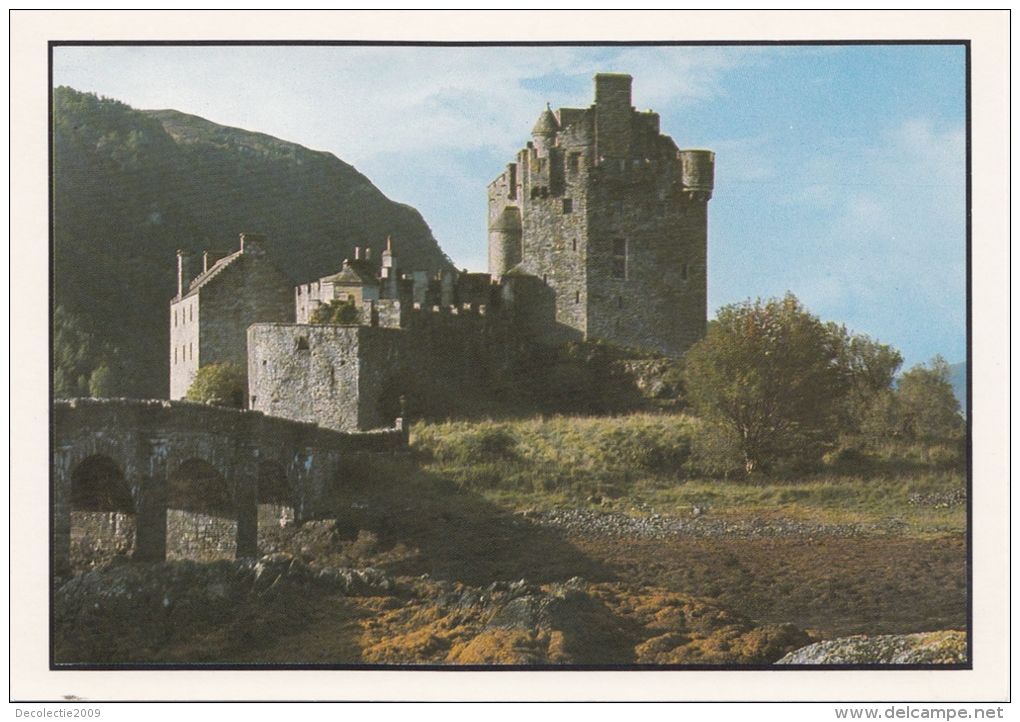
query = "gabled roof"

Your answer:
(321, 263), (379, 287)
(181, 250), (242, 299)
